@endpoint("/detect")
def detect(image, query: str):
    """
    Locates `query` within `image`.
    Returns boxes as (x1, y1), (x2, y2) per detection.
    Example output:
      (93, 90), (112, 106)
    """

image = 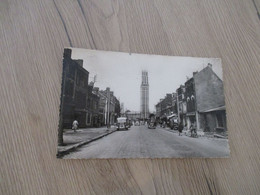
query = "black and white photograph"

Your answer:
(57, 48), (230, 159)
